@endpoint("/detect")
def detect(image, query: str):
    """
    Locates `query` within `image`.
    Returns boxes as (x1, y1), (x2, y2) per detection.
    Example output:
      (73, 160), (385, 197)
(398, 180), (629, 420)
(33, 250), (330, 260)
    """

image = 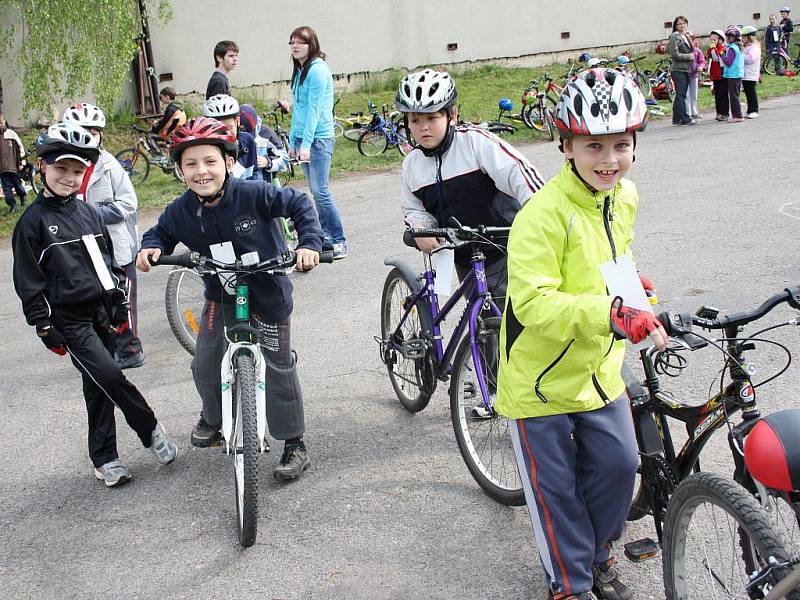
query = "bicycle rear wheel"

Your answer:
(164, 267), (205, 356)
(396, 124), (413, 155)
(662, 472), (798, 600)
(232, 352), (259, 547)
(450, 317), (524, 506)
(358, 130), (388, 156)
(379, 268), (433, 412)
(114, 147), (150, 185)
(343, 127), (366, 142)
(762, 54), (788, 75)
